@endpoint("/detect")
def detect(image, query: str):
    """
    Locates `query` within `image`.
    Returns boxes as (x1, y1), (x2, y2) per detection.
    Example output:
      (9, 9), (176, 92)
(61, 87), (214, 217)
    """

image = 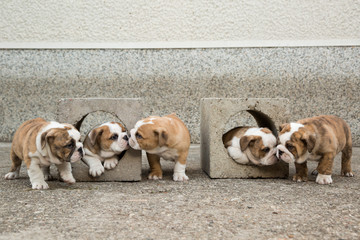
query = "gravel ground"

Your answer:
(0, 143), (359, 240)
